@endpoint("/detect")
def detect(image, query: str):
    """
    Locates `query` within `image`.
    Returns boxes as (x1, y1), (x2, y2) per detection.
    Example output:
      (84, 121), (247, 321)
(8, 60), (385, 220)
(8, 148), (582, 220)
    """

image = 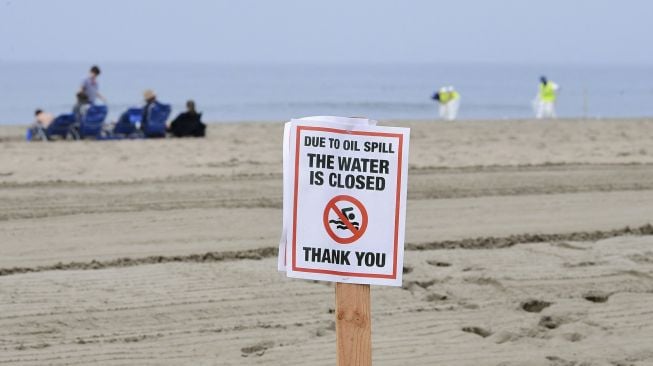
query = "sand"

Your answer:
(1, 118), (653, 365)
